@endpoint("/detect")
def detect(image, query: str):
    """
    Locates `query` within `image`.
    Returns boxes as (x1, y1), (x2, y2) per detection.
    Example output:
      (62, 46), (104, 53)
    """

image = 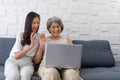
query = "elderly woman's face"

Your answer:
(49, 22), (62, 37)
